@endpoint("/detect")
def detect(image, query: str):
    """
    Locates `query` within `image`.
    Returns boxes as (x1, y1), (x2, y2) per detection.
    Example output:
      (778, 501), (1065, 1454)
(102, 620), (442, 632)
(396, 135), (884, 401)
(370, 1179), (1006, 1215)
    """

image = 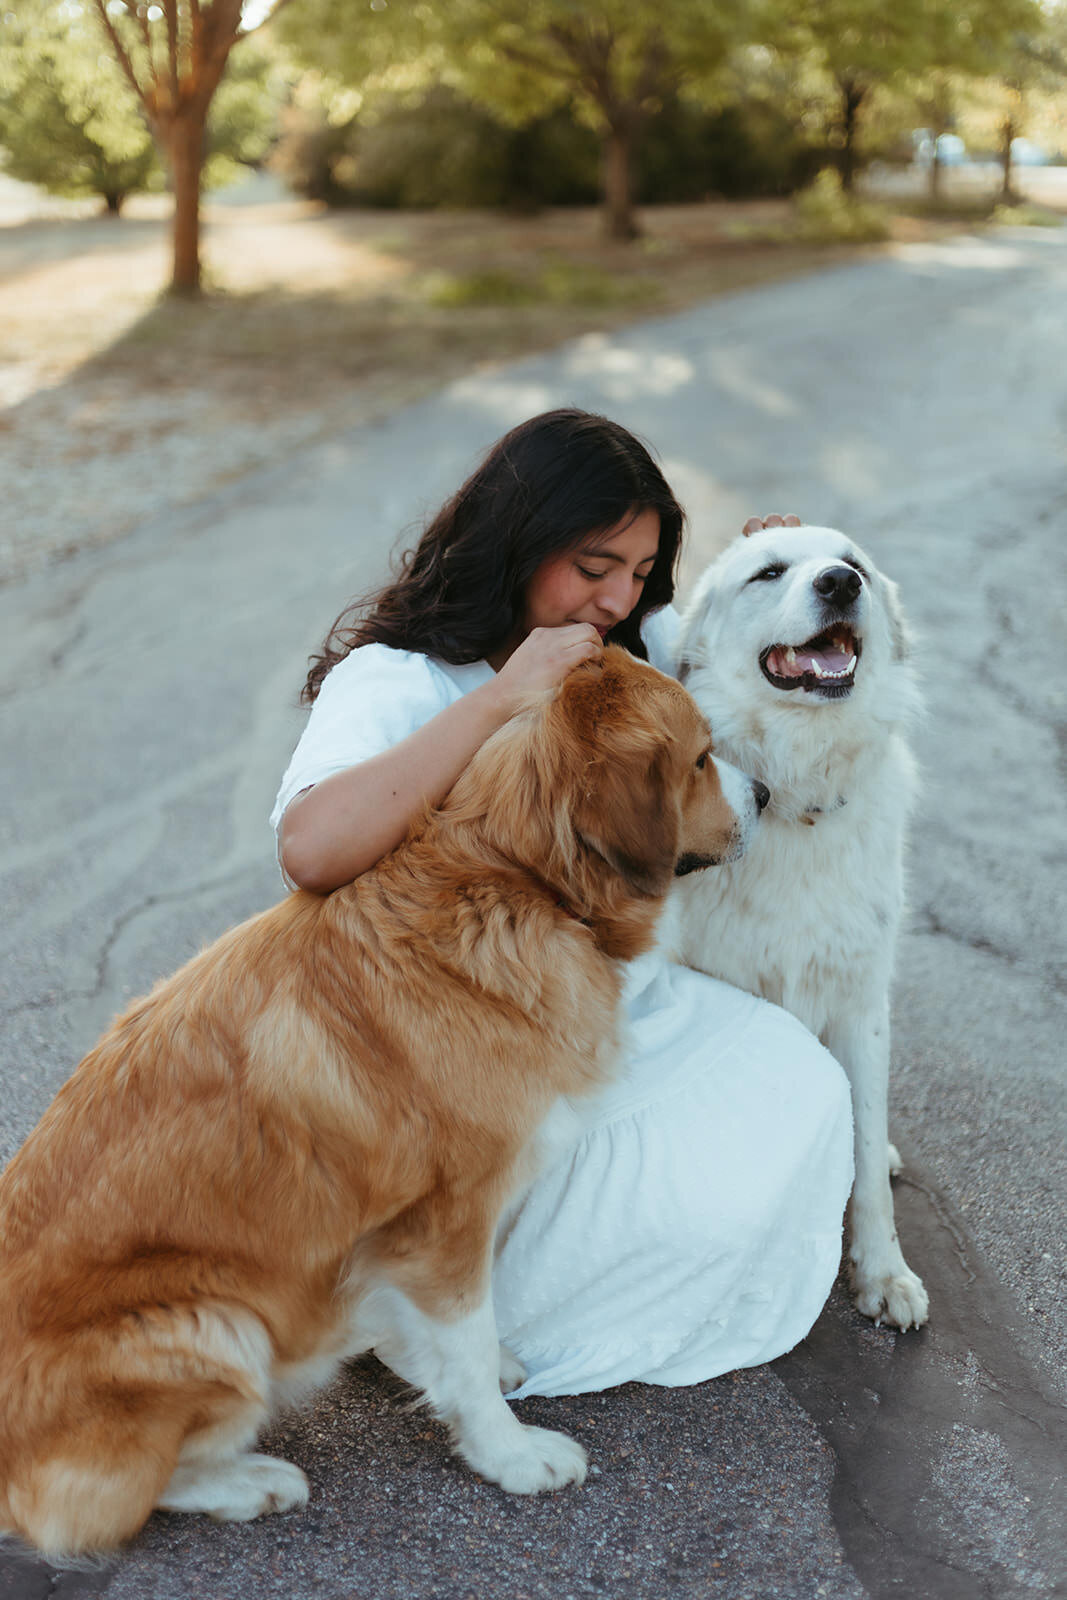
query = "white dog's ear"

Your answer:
(882, 576), (914, 661)
(675, 571), (721, 682)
